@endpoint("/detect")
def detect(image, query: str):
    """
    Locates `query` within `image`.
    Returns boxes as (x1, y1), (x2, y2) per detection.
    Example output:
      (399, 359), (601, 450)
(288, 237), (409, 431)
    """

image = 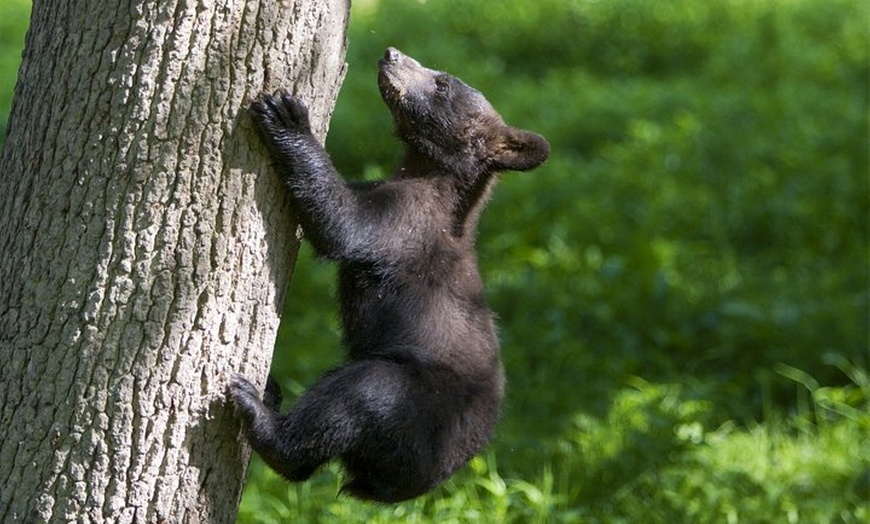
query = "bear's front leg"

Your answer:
(248, 91), (368, 260)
